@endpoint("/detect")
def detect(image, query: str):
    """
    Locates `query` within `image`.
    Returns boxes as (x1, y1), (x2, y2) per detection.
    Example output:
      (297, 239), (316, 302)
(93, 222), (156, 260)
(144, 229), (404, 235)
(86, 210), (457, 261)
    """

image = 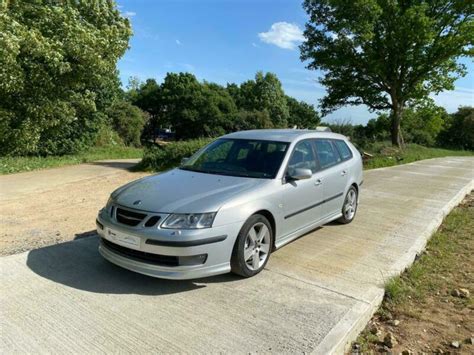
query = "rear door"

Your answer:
(313, 139), (349, 218)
